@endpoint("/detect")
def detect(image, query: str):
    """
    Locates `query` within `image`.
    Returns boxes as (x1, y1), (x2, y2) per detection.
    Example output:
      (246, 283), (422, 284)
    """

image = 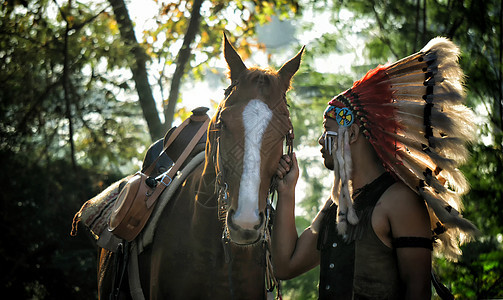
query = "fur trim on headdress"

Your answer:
(329, 126), (358, 235)
(325, 37), (478, 260)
